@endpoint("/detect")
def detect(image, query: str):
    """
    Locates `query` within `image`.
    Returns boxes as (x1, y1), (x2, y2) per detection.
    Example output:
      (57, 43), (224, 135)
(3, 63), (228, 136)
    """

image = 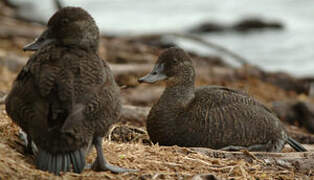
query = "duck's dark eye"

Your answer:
(172, 58), (179, 64)
(61, 18), (69, 25)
